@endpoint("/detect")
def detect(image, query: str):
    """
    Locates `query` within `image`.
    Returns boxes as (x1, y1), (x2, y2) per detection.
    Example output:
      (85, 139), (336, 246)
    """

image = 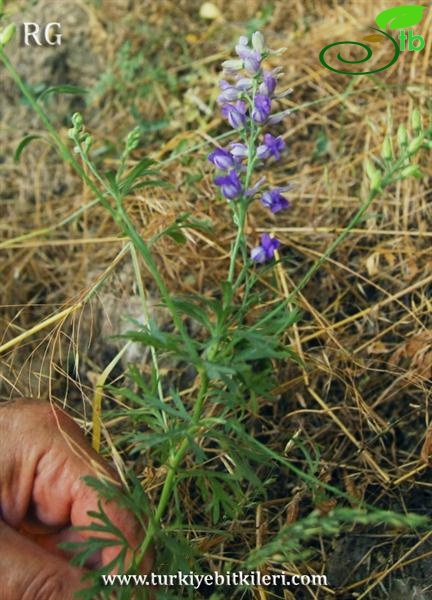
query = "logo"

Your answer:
(20, 22), (62, 47)
(319, 5), (425, 75)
